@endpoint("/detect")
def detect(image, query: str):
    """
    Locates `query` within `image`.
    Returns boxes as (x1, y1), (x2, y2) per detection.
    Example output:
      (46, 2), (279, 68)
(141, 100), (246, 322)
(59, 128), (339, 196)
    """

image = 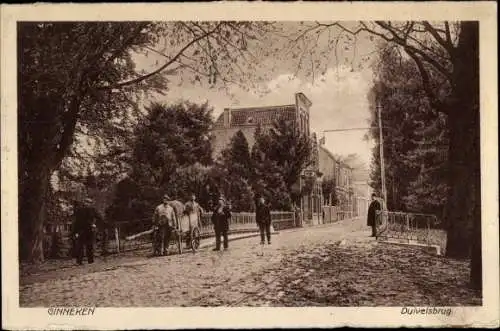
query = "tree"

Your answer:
(131, 101), (213, 187)
(285, 21), (481, 290)
(18, 21), (270, 261)
(122, 101), (214, 219)
(250, 123), (312, 210)
(216, 130), (255, 211)
(250, 126), (290, 210)
(403, 113), (450, 220)
(321, 177), (338, 206)
(168, 163), (214, 207)
(106, 176), (141, 226)
(266, 120), (313, 200)
(367, 47), (449, 215)
(219, 130), (253, 180)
